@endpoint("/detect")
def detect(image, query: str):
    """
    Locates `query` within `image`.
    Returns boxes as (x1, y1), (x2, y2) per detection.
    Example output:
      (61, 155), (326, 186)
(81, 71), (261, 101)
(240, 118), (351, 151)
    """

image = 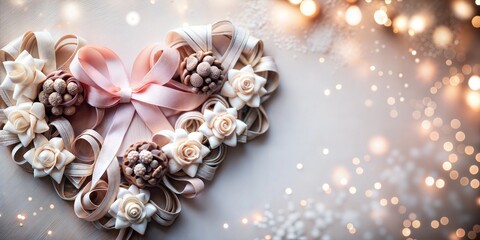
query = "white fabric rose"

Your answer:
(161, 129), (210, 177)
(3, 102), (49, 146)
(23, 135), (75, 183)
(108, 185), (156, 235)
(1, 50), (46, 102)
(221, 65), (267, 110)
(198, 102), (247, 148)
